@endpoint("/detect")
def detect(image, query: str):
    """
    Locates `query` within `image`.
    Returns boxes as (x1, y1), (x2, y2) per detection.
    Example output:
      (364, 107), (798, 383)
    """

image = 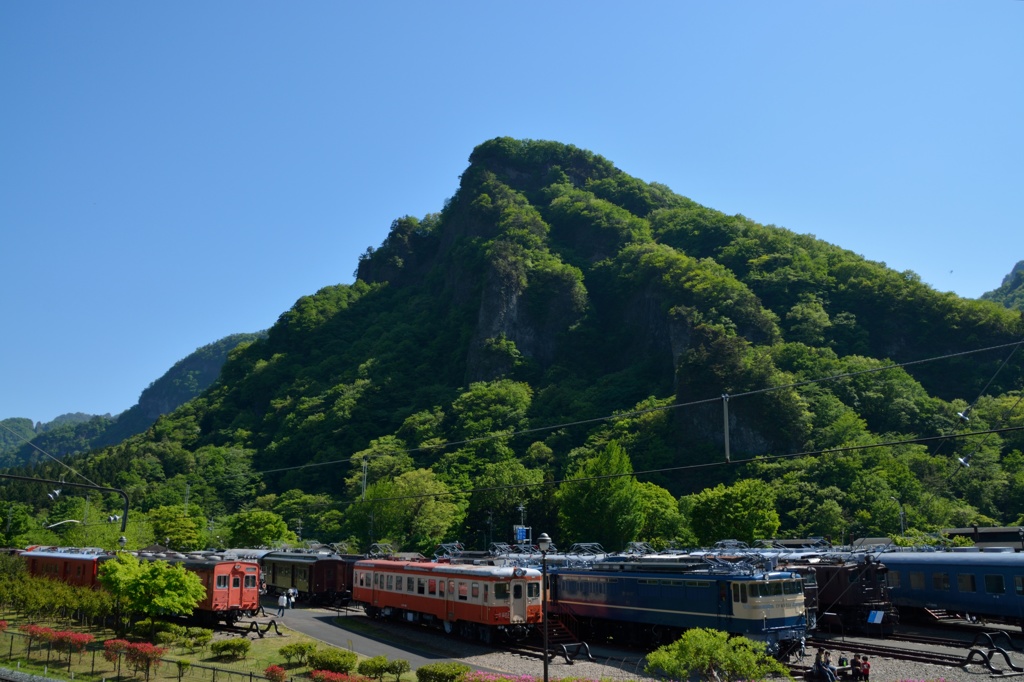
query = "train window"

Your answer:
(909, 572), (925, 590)
(741, 584), (748, 603)
(449, 580), (455, 595)
(232, 577), (241, 588)
(458, 582), (468, 601)
(245, 576), (257, 588)
(769, 582), (783, 596)
(407, 577), (414, 592)
(932, 572), (950, 591)
(429, 579), (436, 595)
(387, 575), (393, 590)
(732, 584), (739, 602)
(528, 582), (539, 598)
(513, 583), (522, 599)
(439, 580), (445, 596)
(472, 583), (480, 598)
(784, 580), (801, 595)
(957, 574), (977, 592)
(495, 583), (509, 600)
(1015, 576), (1024, 596)
(418, 578), (426, 595)
(985, 575), (1005, 594)
(216, 575), (228, 589)
(887, 571), (901, 589)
